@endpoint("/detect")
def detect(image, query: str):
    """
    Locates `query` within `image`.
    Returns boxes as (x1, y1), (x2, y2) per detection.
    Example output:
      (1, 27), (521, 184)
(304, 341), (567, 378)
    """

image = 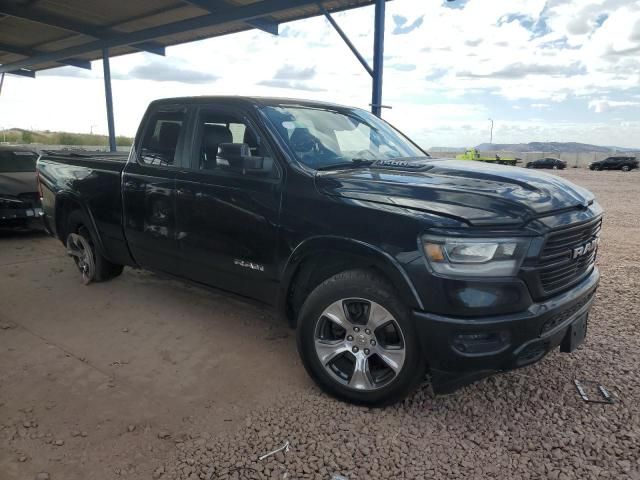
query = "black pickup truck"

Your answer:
(37, 97), (602, 405)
